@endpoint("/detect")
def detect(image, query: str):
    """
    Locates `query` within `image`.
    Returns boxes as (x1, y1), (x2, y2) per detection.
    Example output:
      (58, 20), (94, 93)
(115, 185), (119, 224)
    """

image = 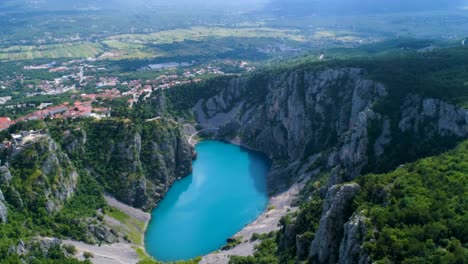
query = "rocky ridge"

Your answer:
(0, 118), (195, 257)
(58, 119), (196, 211)
(189, 67), (468, 263)
(308, 183), (361, 263)
(0, 133), (78, 216)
